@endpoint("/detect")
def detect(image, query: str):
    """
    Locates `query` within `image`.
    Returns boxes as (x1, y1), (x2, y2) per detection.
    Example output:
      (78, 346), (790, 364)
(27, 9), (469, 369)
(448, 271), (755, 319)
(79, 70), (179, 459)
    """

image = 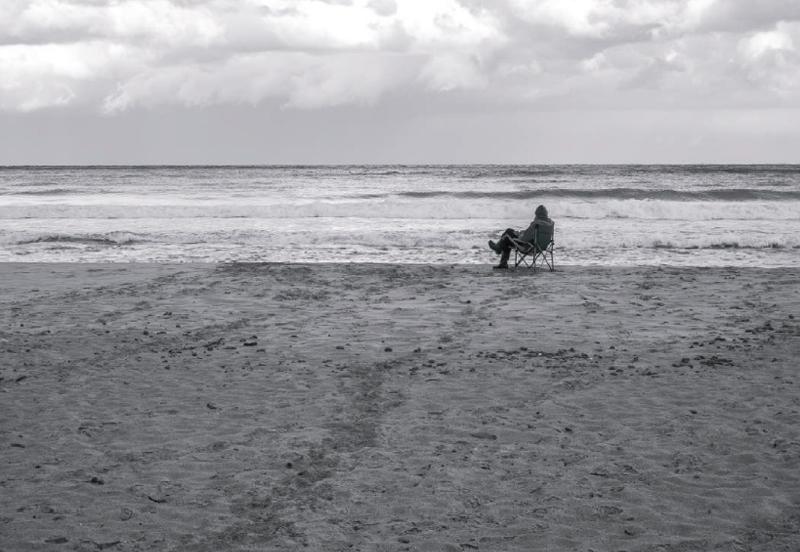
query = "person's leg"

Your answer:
(492, 229), (516, 268)
(489, 228), (518, 254)
(498, 241), (512, 266)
